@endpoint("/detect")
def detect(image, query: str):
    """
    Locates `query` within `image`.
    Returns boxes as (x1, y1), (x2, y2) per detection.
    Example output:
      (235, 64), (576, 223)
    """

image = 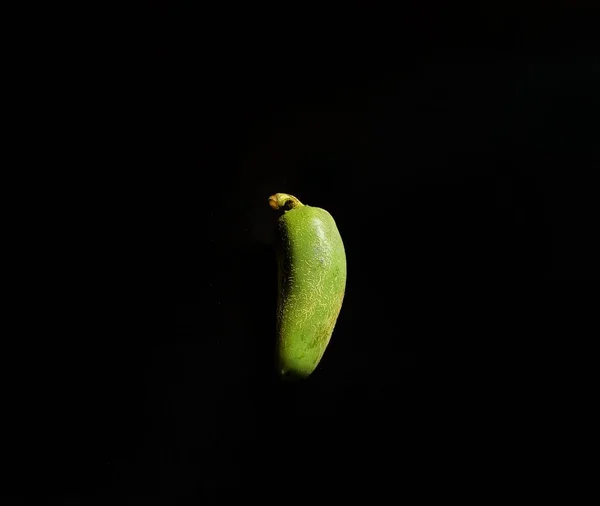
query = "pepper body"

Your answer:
(270, 193), (346, 379)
